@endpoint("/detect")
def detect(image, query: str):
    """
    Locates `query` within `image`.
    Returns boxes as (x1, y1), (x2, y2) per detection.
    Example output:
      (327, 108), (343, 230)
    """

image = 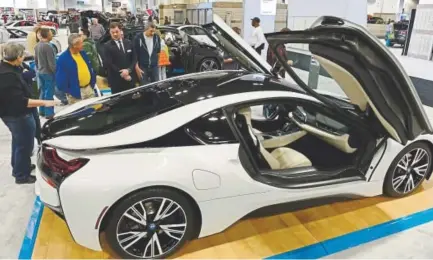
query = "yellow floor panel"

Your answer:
(32, 182), (433, 259)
